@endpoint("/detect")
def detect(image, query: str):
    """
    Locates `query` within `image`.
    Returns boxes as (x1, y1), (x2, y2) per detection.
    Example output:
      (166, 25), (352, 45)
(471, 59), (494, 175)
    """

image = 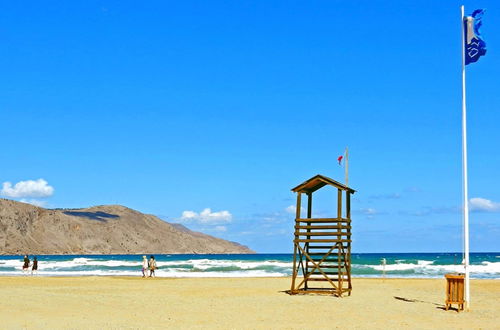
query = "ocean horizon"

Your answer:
(0, 252), (498, 279)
